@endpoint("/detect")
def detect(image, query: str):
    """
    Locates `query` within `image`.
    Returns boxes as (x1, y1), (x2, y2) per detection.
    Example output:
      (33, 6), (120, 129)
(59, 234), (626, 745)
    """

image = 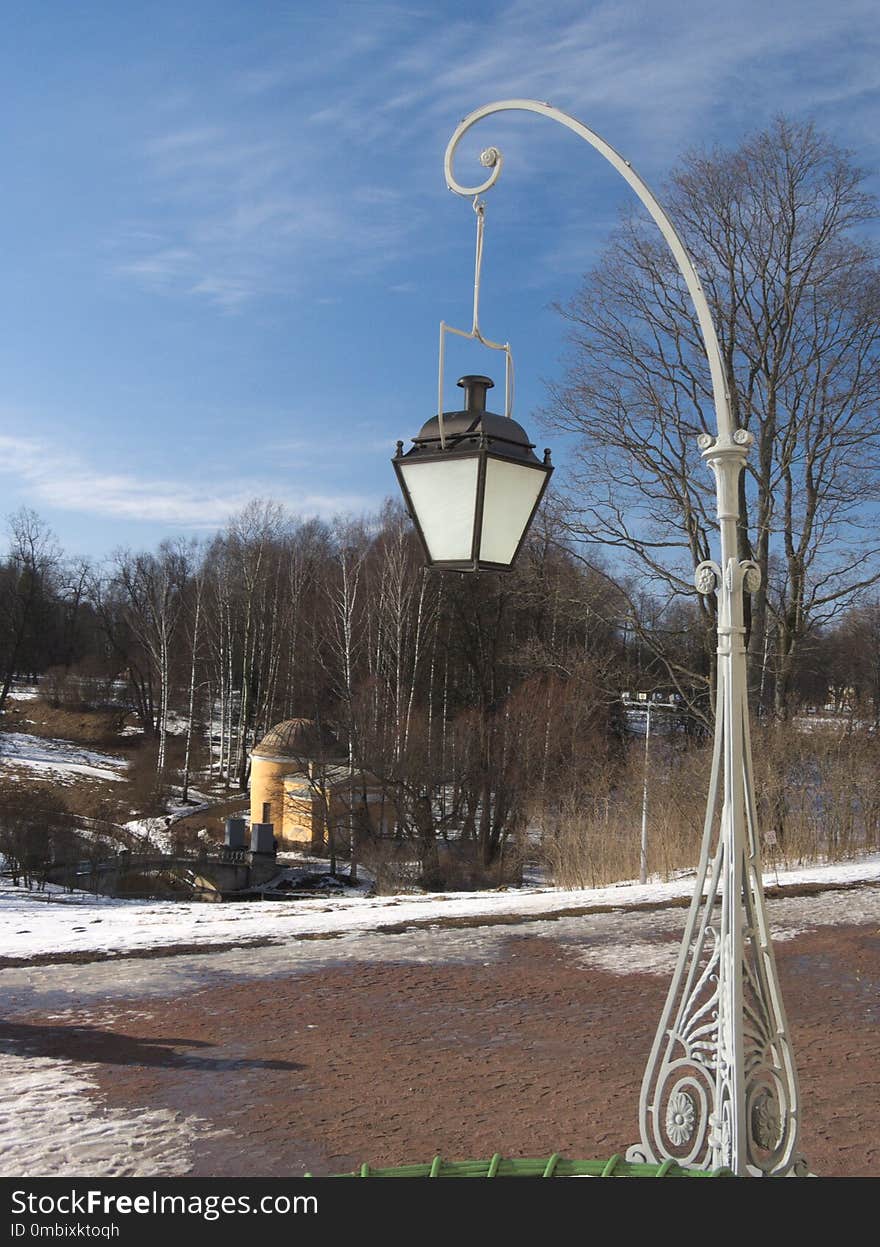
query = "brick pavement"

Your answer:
(5, 923), (878, 1177)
